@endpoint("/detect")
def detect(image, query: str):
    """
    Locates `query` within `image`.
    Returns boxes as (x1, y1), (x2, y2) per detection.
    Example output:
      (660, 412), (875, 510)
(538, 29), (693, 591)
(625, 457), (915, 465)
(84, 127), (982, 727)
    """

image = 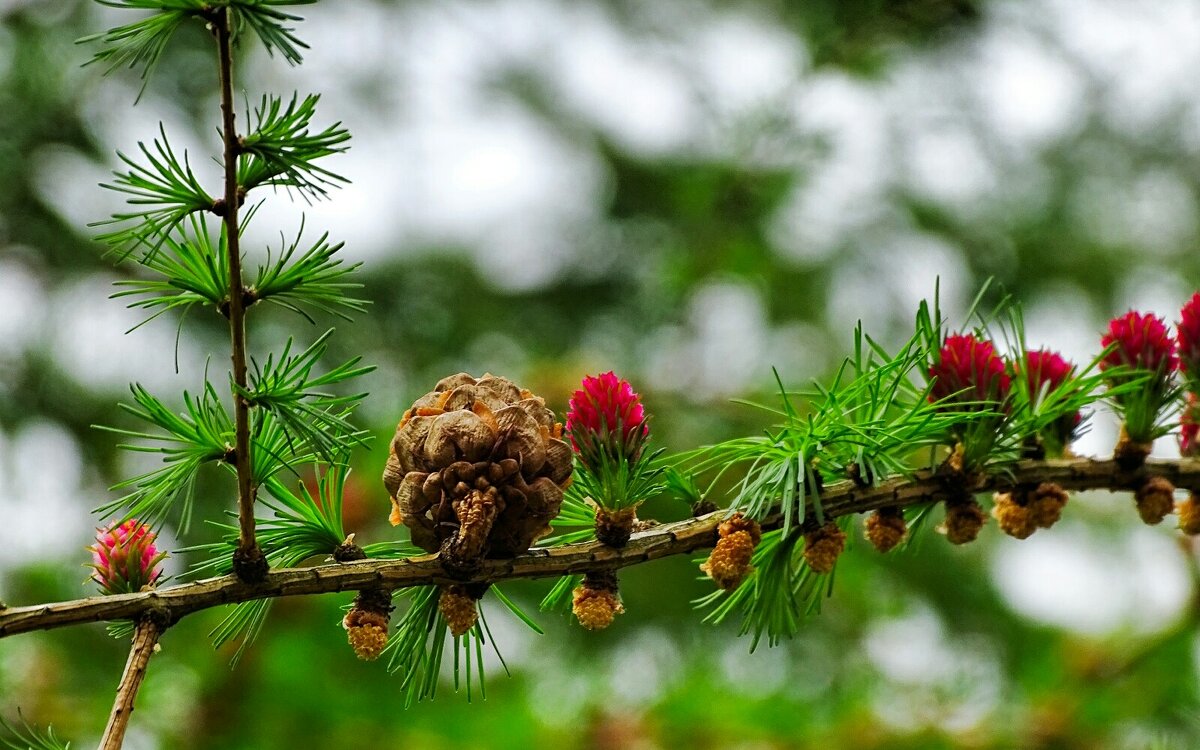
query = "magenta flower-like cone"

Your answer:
(1101, 311), (1177, 377)
(567, 371), (649, 466)
(88, 520), (166, 595)
(1021, 349), (1081, 451)
(928, 333), (1011, 407)
(1100, 311), (1178, 457)
(1179, 293), (1200, 379)
(1023, 349), (1073, 397)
